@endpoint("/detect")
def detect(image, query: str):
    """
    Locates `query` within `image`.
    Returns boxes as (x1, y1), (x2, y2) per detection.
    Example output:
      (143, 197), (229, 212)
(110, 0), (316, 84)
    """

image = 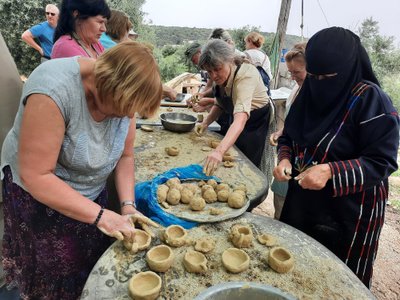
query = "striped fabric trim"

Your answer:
(348, 160), (357, 194)
(346, 191), (365, 264)
(359, 186), (378, 280)
(321, 83), (370, 163)
(355, 159), (364, 192)
(359, 113), (385, 125)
